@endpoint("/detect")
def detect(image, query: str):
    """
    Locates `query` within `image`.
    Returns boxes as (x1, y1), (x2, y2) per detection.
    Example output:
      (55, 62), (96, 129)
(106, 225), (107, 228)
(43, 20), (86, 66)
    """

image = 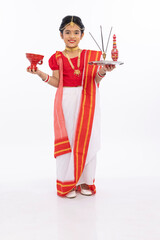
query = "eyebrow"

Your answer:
(64, 29), (81, 33)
